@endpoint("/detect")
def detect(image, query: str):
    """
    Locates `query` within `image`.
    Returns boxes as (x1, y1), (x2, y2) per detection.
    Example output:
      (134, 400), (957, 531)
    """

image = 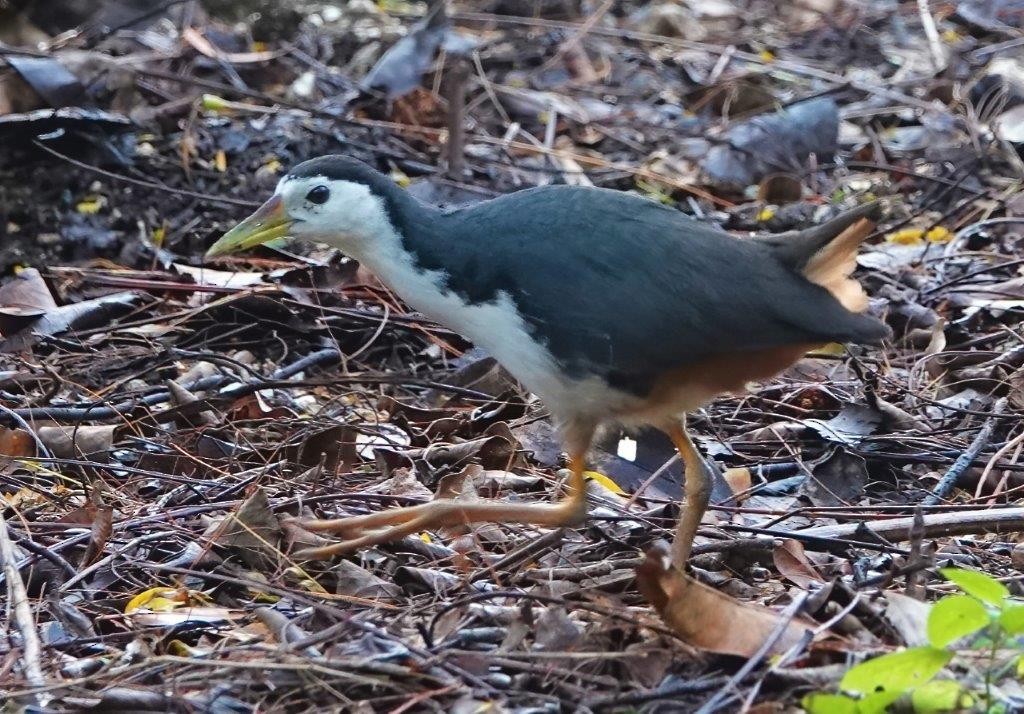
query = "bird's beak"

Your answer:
(205, 195), (292, 257)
